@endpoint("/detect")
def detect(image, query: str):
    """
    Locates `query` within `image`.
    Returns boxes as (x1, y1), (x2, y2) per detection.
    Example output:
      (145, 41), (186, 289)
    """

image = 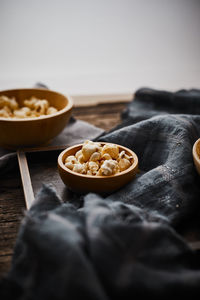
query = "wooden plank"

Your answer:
(21, 144), (68, 153)
(17, 151), (35, 210)
(72, 93), (133, 107)
(72, 101), (129, 114)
